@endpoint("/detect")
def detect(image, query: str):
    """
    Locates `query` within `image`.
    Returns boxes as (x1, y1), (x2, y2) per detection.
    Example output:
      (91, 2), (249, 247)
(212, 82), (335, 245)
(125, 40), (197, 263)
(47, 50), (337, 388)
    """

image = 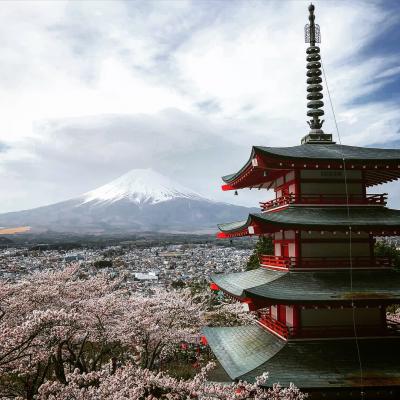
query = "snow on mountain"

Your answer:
(82, 169), (206, 205)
